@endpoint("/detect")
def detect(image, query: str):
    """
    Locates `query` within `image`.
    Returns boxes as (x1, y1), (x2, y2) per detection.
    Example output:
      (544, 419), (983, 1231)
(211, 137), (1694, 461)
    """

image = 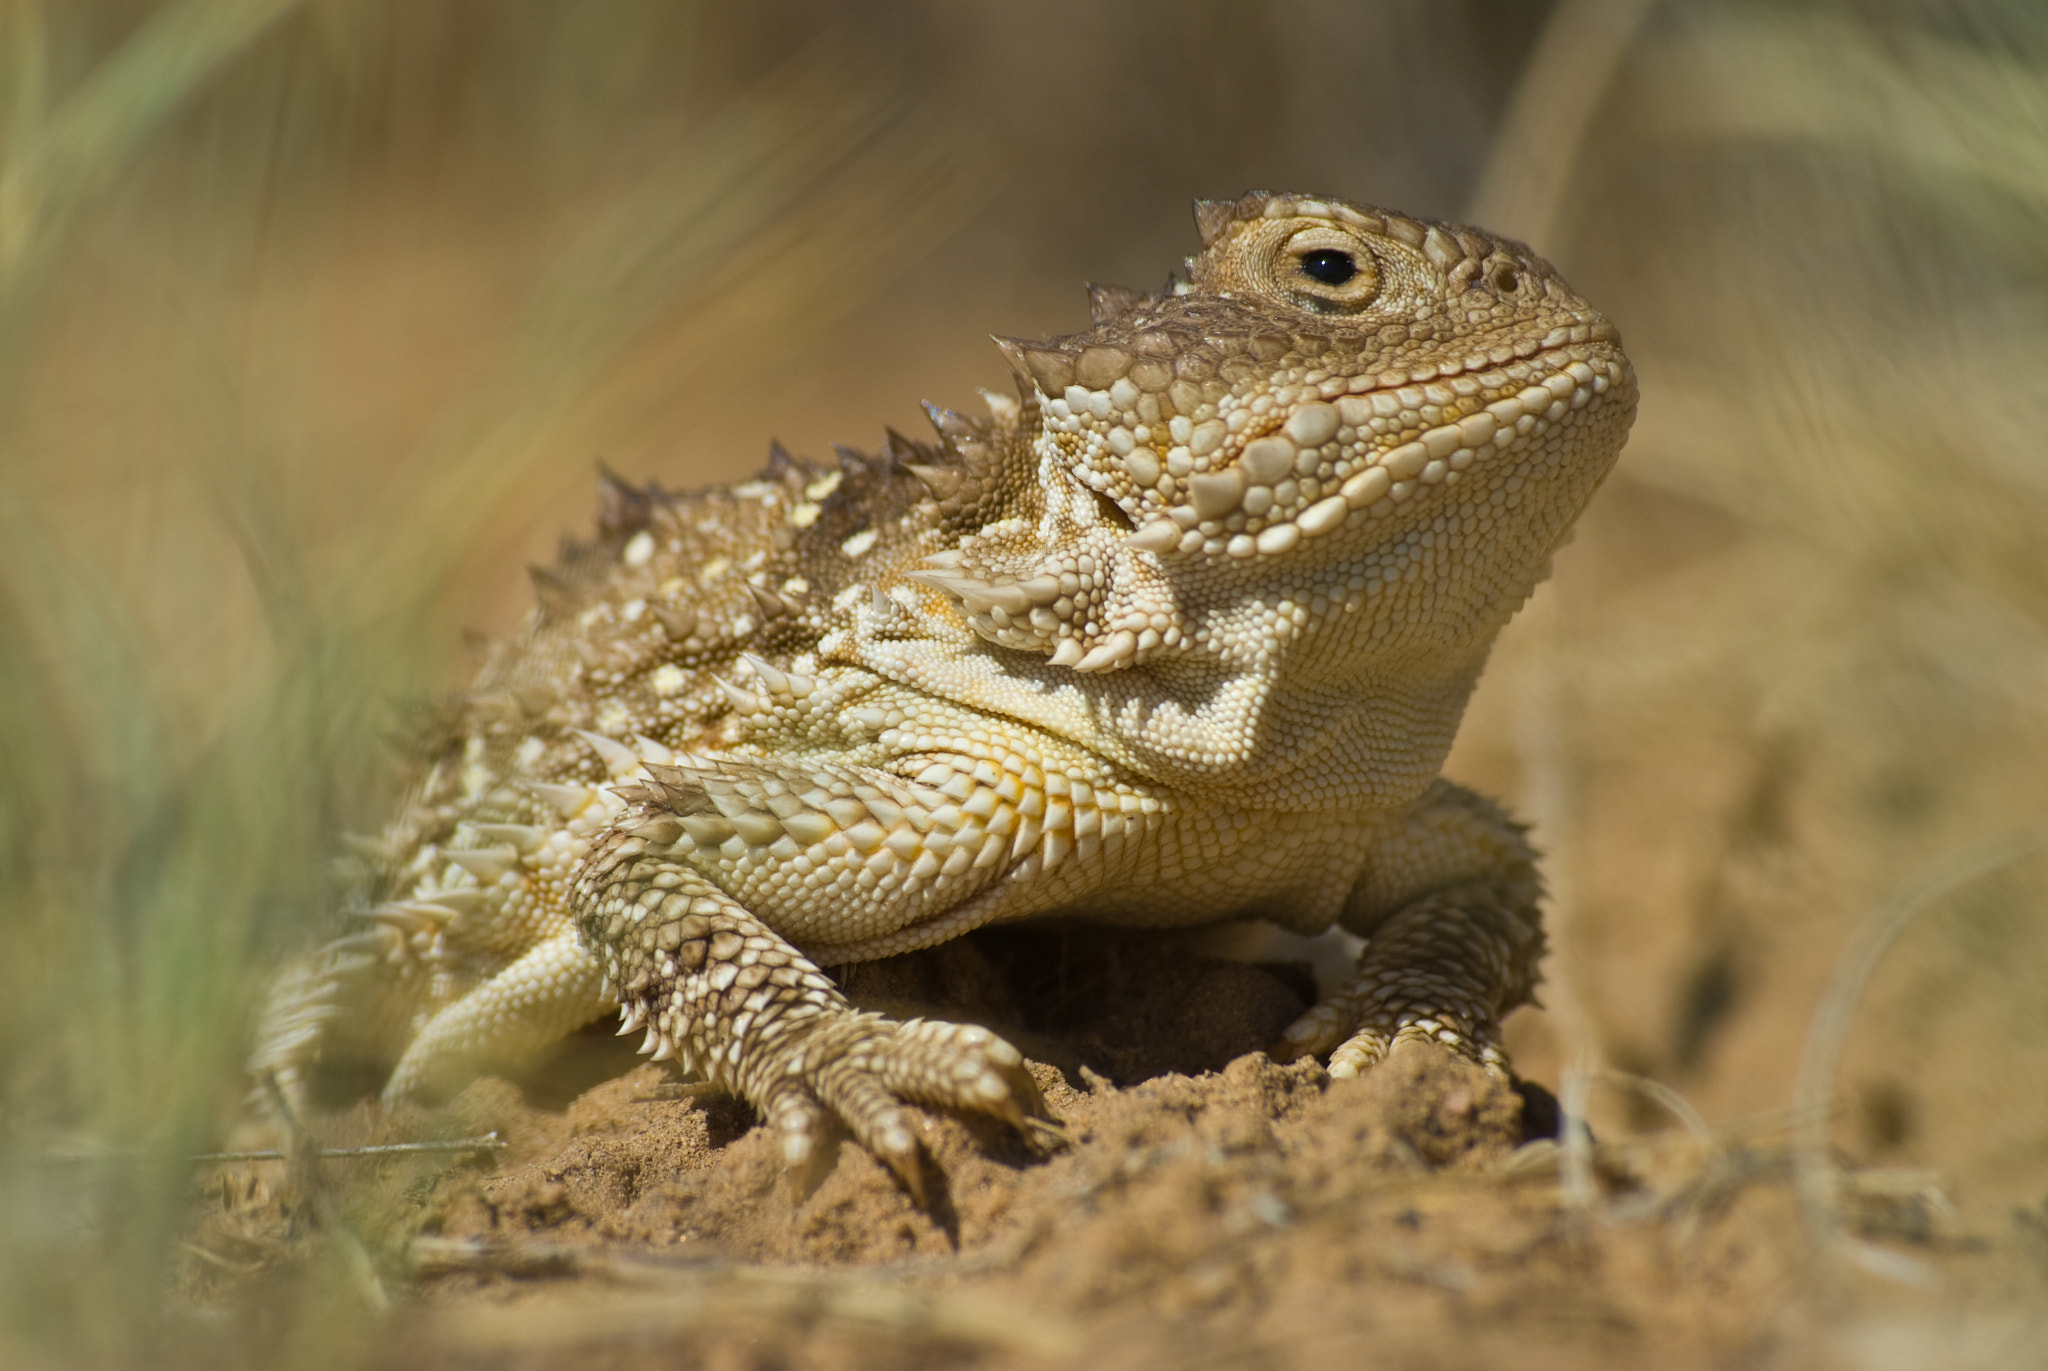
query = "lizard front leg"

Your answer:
(571, 762), (1049, 1196)
(1276, 780), (1545, 1078)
